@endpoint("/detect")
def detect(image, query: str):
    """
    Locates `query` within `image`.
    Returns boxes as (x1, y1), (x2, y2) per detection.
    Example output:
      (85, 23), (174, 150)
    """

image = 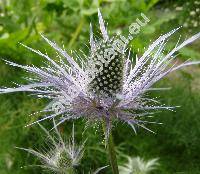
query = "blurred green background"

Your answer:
(0, 0), (200, 173)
